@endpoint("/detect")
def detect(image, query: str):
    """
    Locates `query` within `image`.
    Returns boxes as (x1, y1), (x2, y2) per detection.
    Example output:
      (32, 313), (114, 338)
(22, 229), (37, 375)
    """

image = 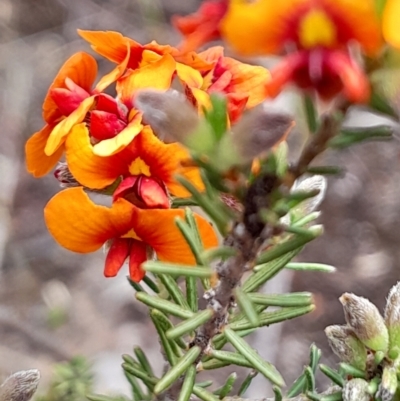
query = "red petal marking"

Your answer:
(113, 176), (139, 201)
(323, 50), (370, 103)
(90, 110), (127, 140)
(95, 93), (127, 119)
(138, 176), (170, 209)
(128, 239), (148, 282)
(50, 86), (90, 117)
(104, 238), (131, 277)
